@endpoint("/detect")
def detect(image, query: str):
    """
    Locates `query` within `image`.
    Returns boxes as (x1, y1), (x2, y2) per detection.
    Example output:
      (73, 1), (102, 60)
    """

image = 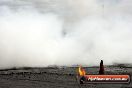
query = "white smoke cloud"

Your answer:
(0, 0), (132, 68)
